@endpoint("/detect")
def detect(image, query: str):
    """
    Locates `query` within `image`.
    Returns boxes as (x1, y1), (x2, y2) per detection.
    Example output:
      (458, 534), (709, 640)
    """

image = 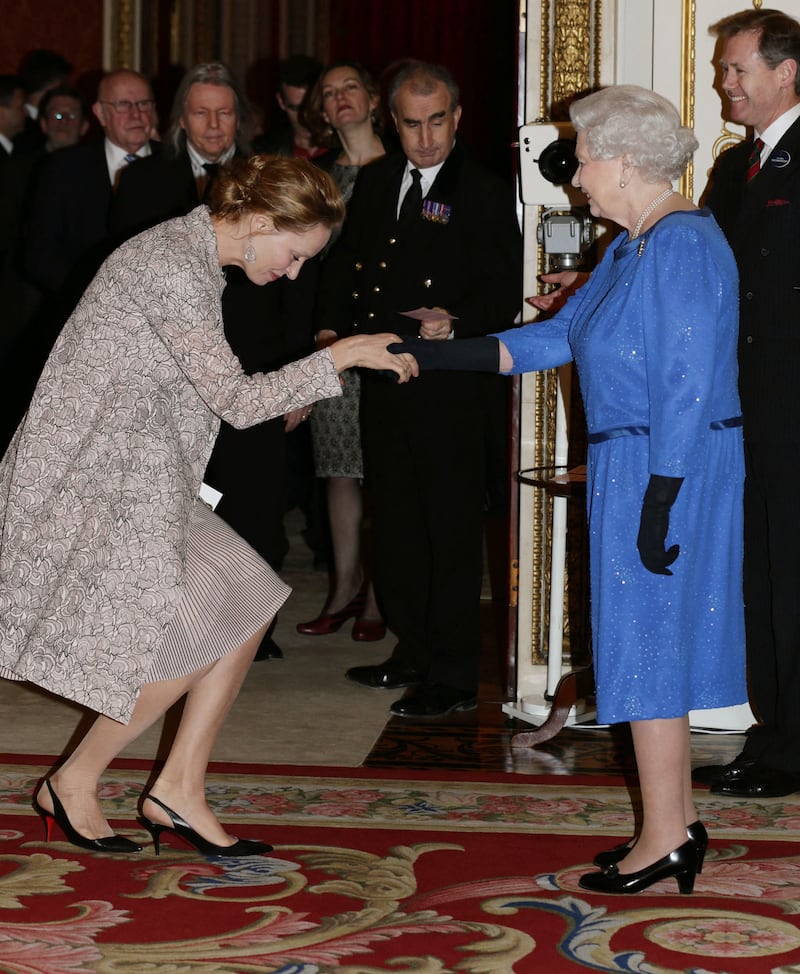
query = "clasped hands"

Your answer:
(328, 332), (420, 383)
(322, 309), (453, 383)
